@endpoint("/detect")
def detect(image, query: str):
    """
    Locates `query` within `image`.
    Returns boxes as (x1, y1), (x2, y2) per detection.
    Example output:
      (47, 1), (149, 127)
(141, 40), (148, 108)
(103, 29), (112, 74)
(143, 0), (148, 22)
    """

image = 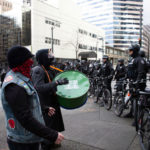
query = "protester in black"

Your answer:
(31, 49), (68, 150)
